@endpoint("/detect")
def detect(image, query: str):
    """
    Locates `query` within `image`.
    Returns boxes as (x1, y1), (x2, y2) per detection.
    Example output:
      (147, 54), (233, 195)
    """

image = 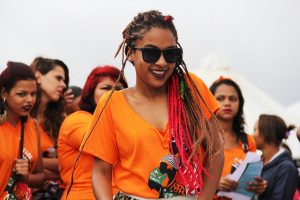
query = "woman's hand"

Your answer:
(218, 176), (238, 192)
(15, 159), (30, 182)
(64, 88), (74, 105)
(246, 176), (267, 194)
